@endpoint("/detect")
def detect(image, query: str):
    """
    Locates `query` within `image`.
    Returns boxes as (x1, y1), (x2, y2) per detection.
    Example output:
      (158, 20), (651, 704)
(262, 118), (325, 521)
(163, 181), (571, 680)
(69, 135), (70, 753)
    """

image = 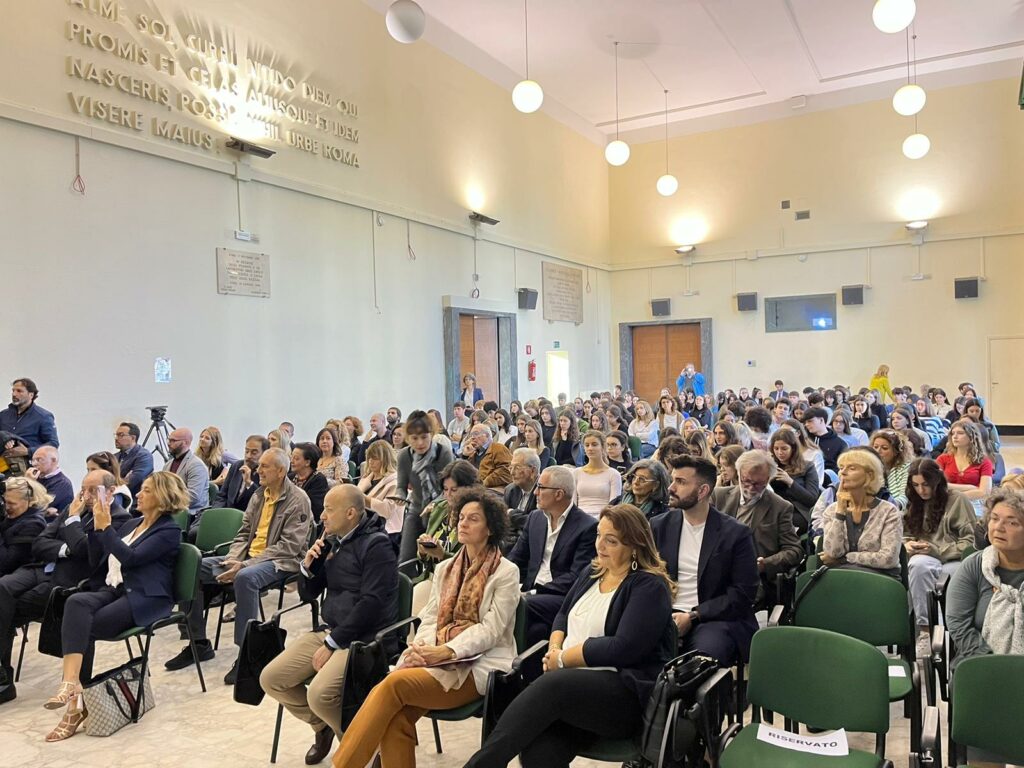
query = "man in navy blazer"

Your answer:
(507, 465), (597, 646)
(650, 454), (759, 668)
(215, 435), (268, 511)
